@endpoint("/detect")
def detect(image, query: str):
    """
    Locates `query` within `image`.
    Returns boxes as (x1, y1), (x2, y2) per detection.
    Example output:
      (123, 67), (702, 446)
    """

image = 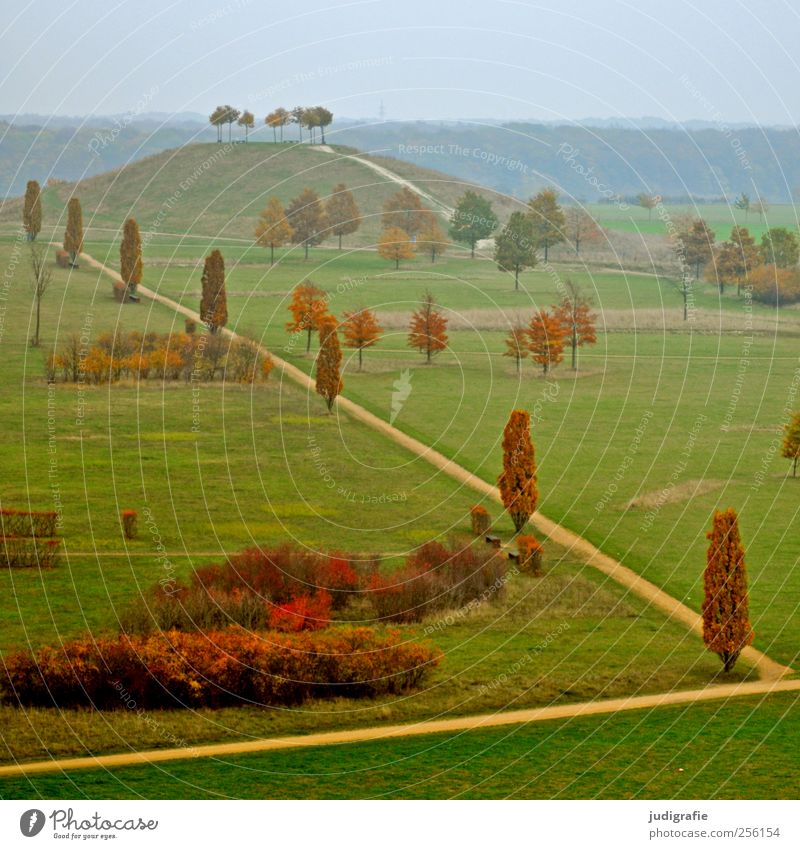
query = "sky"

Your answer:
(2, 0), (800, 125)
